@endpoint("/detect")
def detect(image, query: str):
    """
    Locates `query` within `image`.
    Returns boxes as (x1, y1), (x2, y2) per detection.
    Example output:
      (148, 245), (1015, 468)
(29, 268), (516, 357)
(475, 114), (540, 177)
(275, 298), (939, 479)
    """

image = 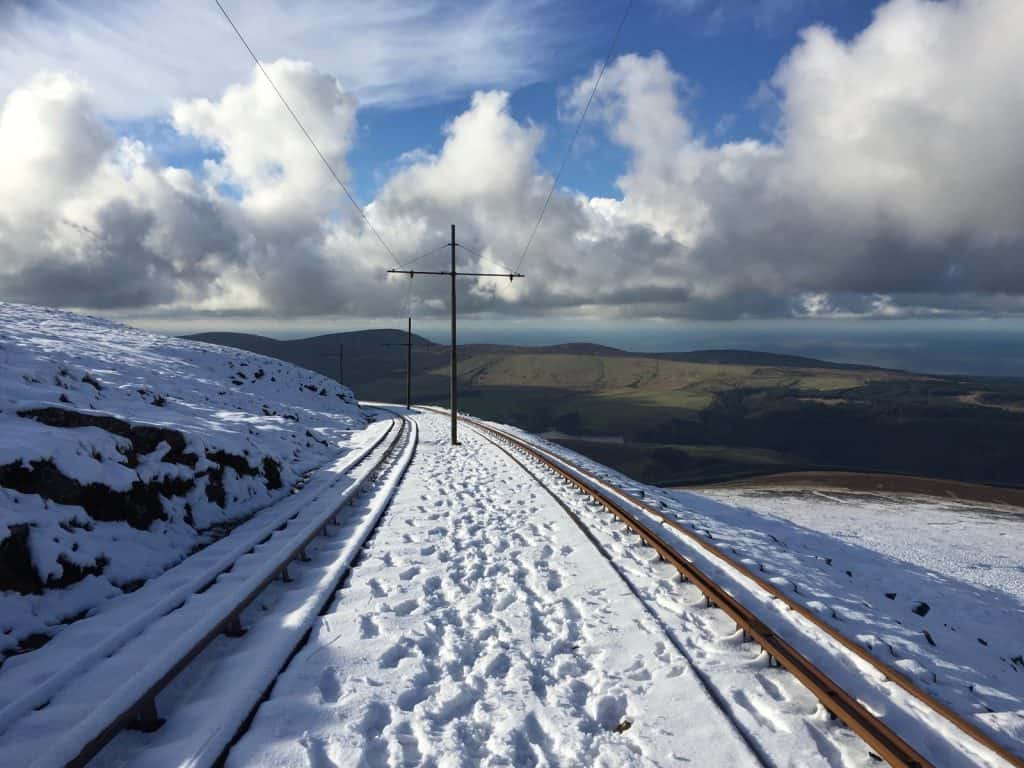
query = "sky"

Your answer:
(1, 0), (1023, 374)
